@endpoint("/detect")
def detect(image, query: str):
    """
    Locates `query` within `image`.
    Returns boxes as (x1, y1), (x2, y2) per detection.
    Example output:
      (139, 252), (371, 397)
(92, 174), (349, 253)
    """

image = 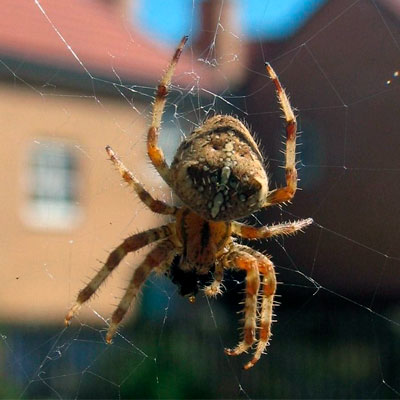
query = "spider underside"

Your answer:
(65, 36), (312, 370)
